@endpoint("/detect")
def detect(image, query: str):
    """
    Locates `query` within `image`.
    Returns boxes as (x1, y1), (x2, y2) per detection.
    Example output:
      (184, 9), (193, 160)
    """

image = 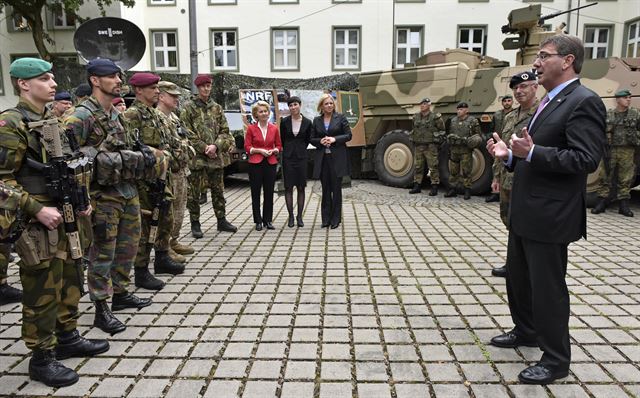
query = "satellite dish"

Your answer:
(73, 17), (146, 71)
